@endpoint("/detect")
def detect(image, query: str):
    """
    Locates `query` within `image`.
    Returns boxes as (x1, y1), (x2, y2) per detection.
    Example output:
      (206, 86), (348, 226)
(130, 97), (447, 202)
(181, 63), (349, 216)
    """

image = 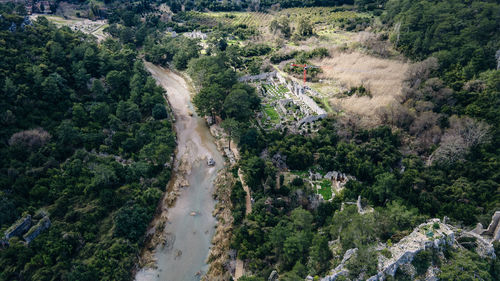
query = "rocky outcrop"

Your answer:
(4, 215), (32, 240)
(367, 219), (454, 280)
(320, 219), (456, 281)
(320, 248), (357, 281)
